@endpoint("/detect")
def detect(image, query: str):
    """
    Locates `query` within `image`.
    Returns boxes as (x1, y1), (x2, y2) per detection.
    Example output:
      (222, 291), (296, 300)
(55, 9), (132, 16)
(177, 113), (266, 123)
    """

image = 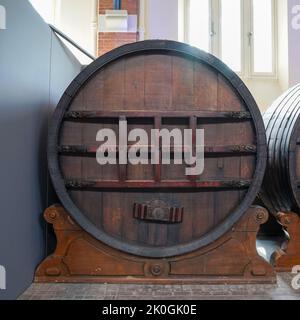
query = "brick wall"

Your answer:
(121, 0), (138, 14)
(98, 0), (139, 56)
(99, 0), (138, 14)
(99, 0), (113, 14)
